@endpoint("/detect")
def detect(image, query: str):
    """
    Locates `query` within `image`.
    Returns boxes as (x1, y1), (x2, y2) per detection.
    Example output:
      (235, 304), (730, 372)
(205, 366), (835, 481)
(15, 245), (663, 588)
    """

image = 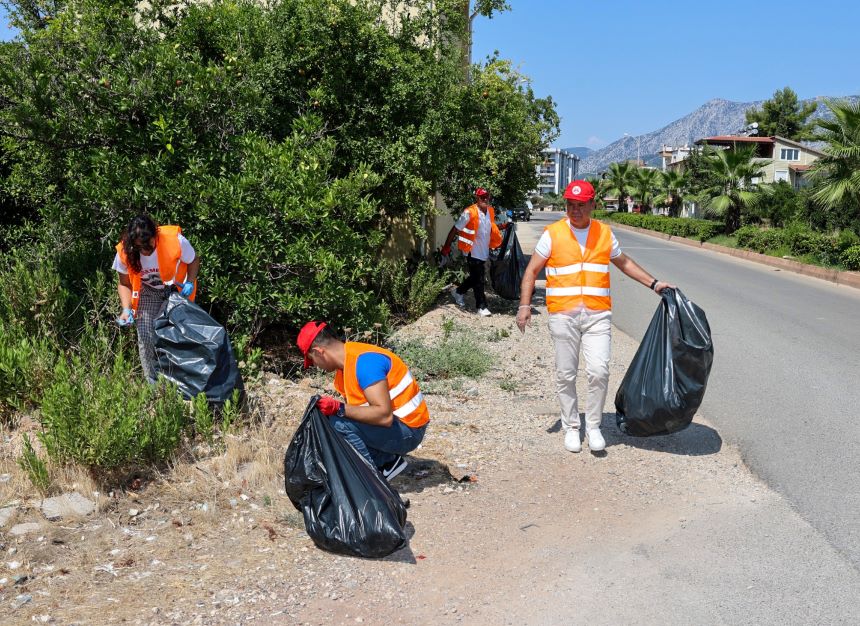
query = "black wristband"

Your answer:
(649, 278), (658, 291)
